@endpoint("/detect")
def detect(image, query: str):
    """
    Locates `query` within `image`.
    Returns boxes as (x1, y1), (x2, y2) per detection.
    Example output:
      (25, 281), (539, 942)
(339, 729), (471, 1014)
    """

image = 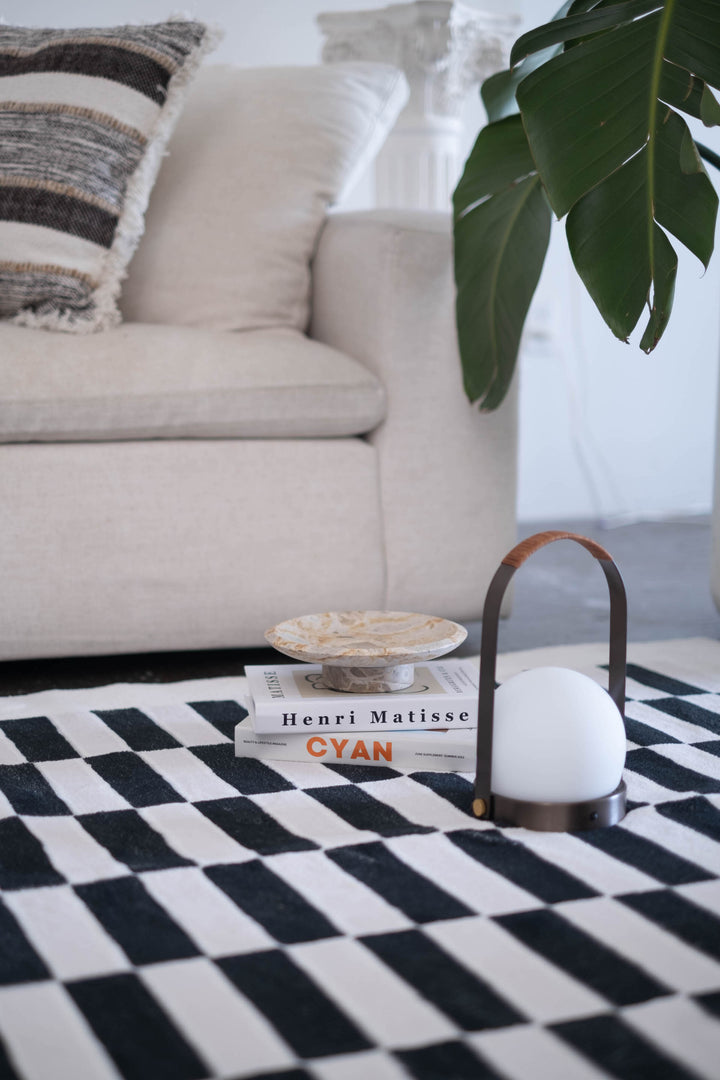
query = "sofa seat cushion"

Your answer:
(0, 323), (386, 441)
